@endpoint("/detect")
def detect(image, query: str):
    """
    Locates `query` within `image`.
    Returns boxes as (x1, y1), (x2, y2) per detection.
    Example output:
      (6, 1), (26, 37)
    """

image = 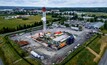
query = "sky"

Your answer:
(0, 0), (107, 7)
